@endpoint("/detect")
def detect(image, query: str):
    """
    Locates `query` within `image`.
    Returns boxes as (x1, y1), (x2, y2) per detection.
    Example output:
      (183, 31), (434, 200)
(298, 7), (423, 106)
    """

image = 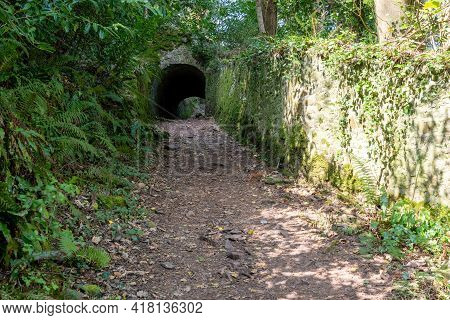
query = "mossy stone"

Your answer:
(98, 195), (127, 209)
